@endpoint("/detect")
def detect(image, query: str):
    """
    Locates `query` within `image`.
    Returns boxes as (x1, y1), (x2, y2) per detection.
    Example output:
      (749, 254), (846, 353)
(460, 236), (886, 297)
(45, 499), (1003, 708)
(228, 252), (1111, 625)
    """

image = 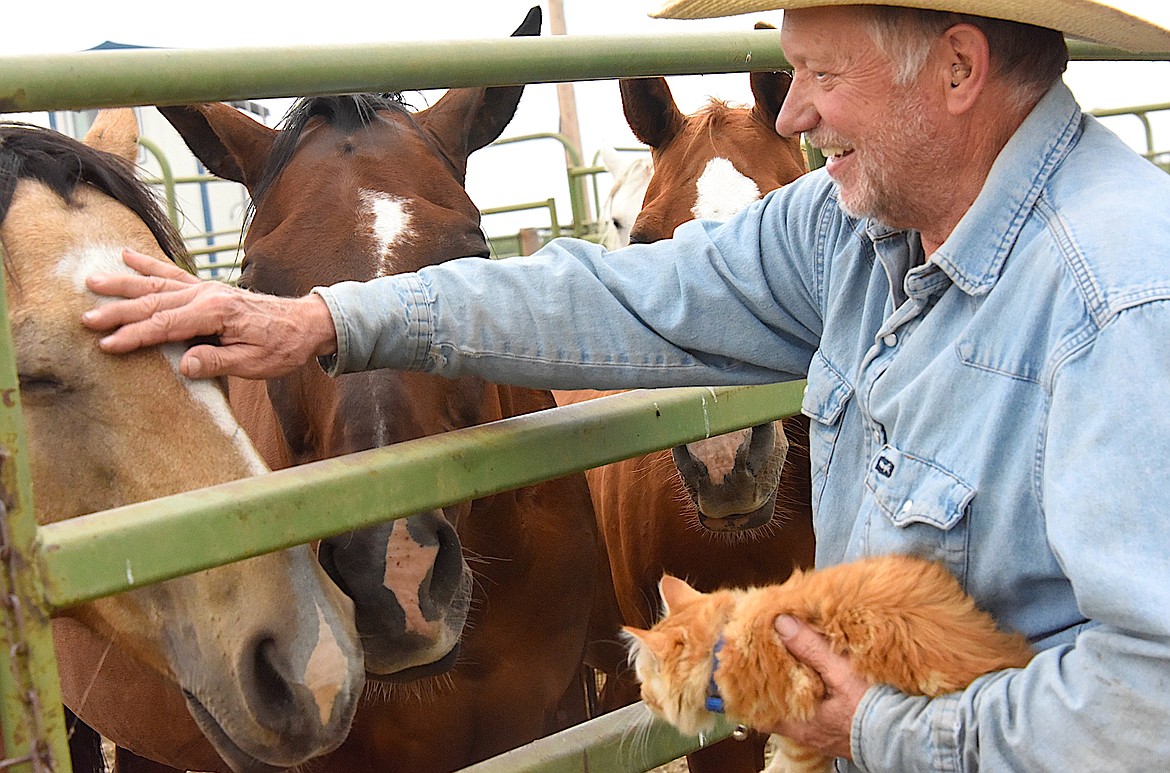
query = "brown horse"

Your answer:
(155, 8), (599, 772)
(556, 67), (815, 773)
(0, 111), (365, 772)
